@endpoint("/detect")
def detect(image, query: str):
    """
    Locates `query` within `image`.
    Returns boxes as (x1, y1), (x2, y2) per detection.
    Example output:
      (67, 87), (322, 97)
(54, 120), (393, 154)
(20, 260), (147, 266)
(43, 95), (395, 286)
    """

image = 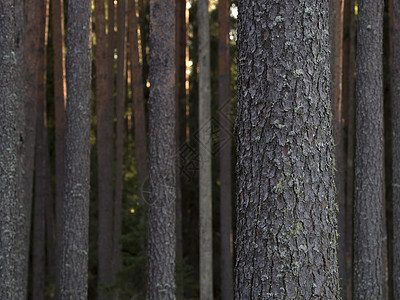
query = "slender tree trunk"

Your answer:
(198, 0), (213, 299)
(32, 1), (50, 298)
(390, 0), (400, 297)
(95, 0), (115, 297)
(342, 0), (356, 298)
(52, 0), (67, 295)
(113, 0), (126, 297)
(353, 0), (387, 298)
(235, 1), (340, 298)
(22, 0), (41, 294)
(0, 2), (27, 298)
(129, 0), (147, 196)
(147, 0), (176, 298)
(139, 0), (149, 91)
(57, 0), (92, 298)
(218, 0), (233, 300)
(332, 0), (346, 297)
